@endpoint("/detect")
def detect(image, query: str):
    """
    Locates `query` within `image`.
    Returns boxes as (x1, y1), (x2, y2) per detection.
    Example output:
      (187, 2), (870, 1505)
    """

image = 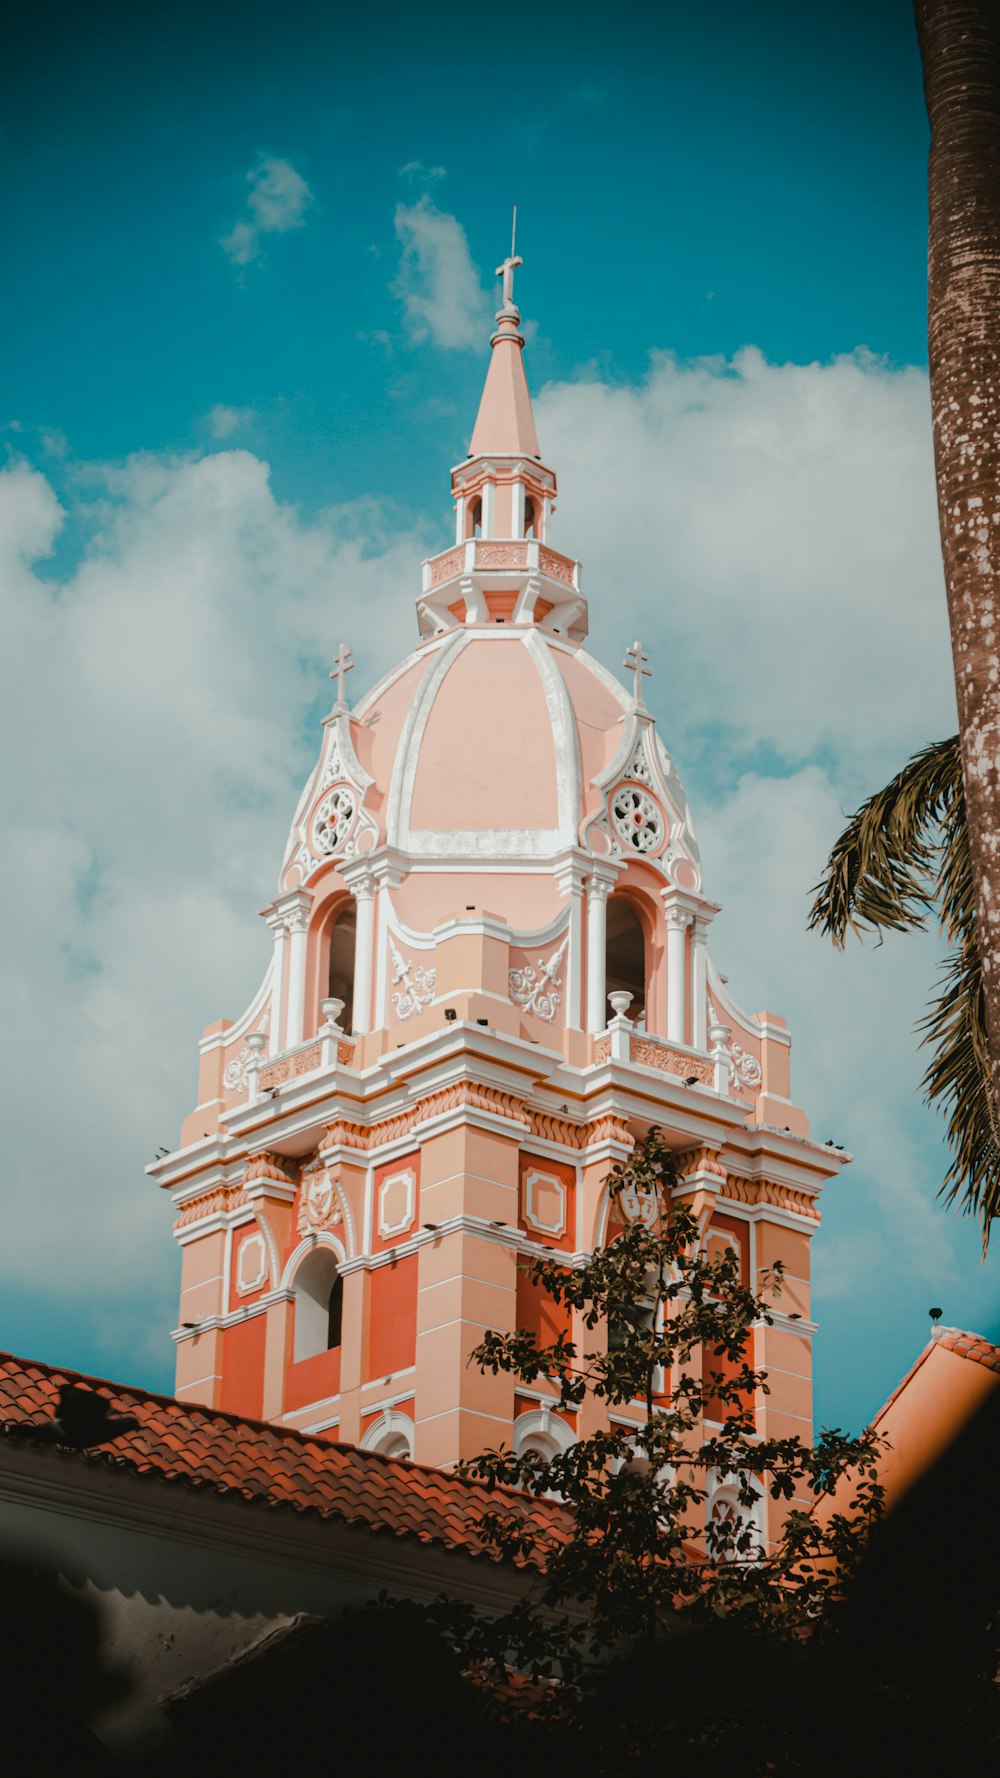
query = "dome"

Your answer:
(278, 628), (701, 902)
